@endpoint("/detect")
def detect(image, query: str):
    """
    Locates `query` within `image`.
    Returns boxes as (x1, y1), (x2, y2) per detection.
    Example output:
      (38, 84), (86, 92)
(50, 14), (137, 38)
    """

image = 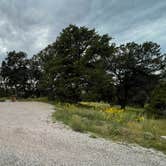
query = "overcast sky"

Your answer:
(0, 0), (166, 61)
